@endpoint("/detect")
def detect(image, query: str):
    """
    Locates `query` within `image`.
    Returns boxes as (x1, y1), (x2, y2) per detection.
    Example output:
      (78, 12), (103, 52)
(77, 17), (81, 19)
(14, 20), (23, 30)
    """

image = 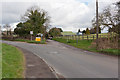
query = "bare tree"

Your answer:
(92, 3), (119, 32)
(3, 24), (11, 36)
